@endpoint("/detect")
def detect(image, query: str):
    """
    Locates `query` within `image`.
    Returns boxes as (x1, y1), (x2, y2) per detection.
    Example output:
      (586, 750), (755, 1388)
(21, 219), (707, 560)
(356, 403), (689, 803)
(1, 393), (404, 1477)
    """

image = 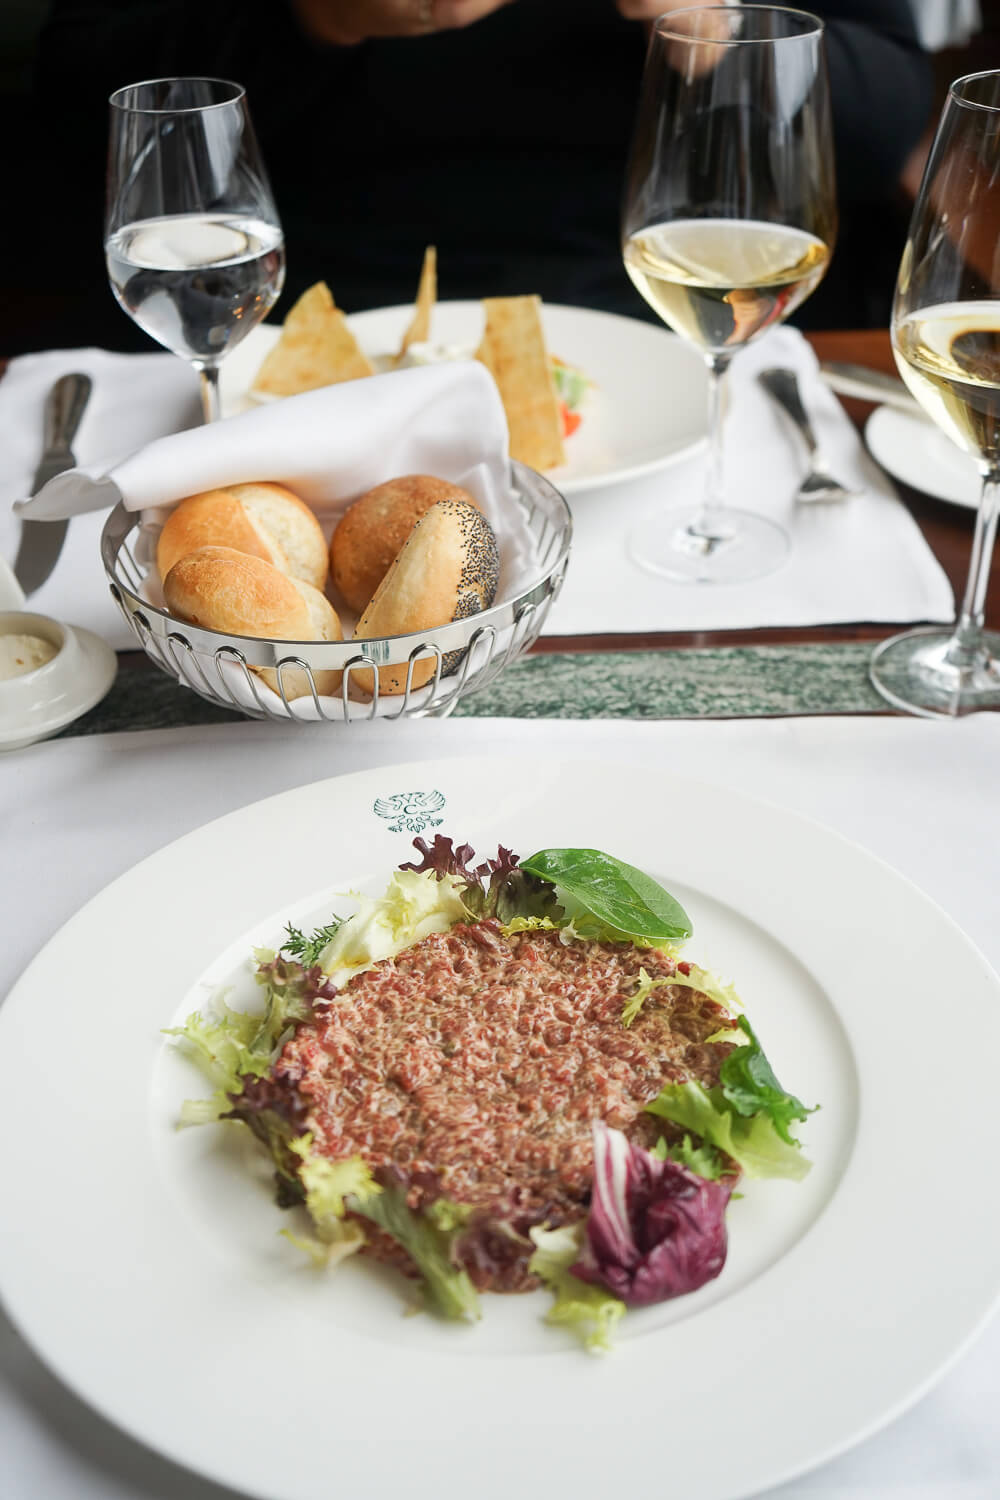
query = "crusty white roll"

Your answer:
(352, 499), (499, 697)
(157, 482), (328, 591)
(163, 545), (343, 700)
(330, 474), (480, 613)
